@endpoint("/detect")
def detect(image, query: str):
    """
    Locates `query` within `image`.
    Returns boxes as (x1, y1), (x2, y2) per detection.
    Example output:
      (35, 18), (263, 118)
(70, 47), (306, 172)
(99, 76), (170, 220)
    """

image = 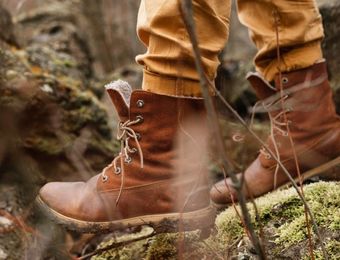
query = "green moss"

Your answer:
(93, 229), (204, 260)
(276, 215), (307, 246)
(213, 182), (340, 257)
(23, 135), (72, 155)
(92, 226), (153, 260)
(92, 182), (339, 259)
(145, 233), (178, 260)
(215, 208), (244, 241)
